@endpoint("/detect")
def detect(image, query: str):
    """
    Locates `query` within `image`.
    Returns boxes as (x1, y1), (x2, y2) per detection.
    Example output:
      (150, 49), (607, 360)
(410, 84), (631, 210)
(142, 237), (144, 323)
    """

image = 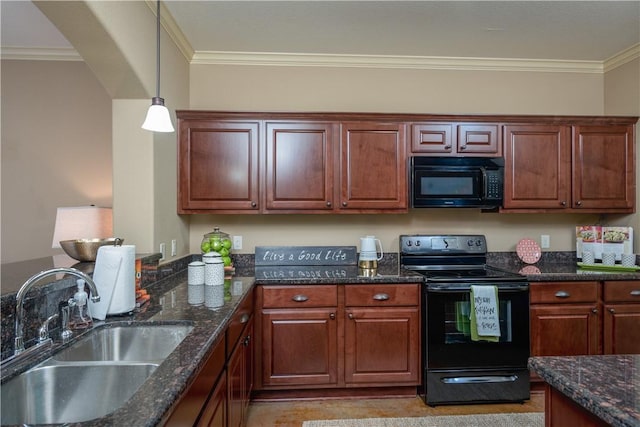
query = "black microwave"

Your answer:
(410, 157), (504, 209)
